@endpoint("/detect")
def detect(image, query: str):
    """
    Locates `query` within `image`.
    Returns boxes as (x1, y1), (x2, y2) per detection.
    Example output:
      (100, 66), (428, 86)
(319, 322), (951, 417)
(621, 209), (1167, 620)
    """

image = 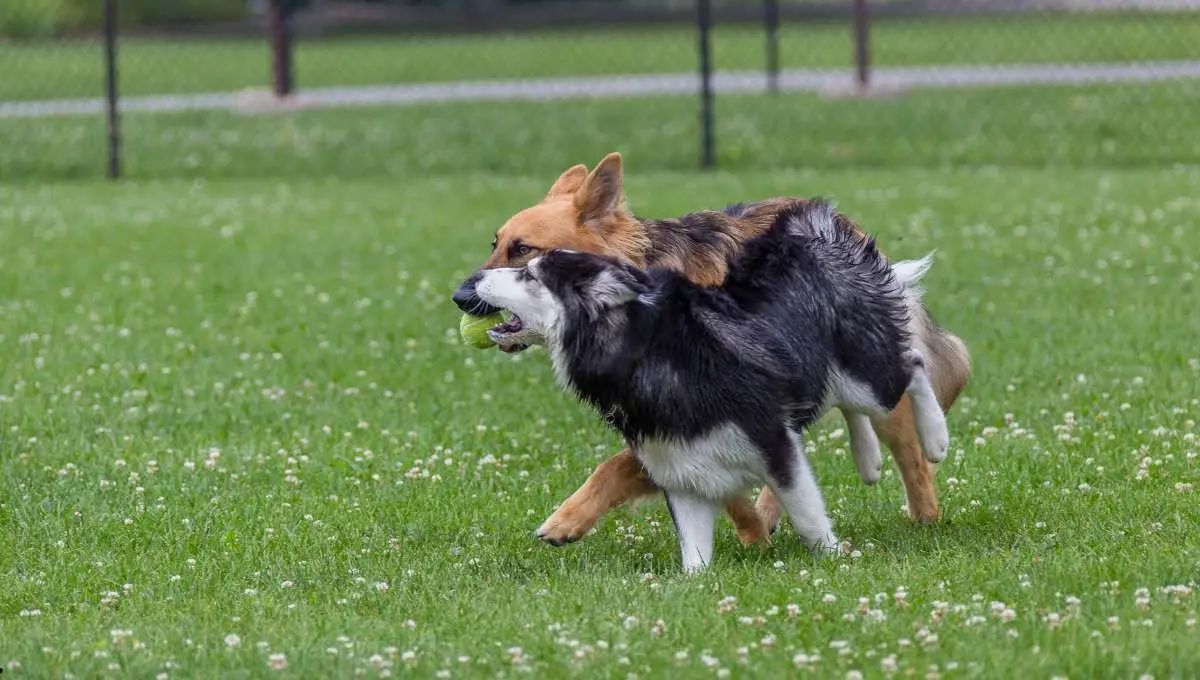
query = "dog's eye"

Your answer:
(508, 241), (538, 260)
(518, 268), (537, 282)
(490, 238), (498, 252)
